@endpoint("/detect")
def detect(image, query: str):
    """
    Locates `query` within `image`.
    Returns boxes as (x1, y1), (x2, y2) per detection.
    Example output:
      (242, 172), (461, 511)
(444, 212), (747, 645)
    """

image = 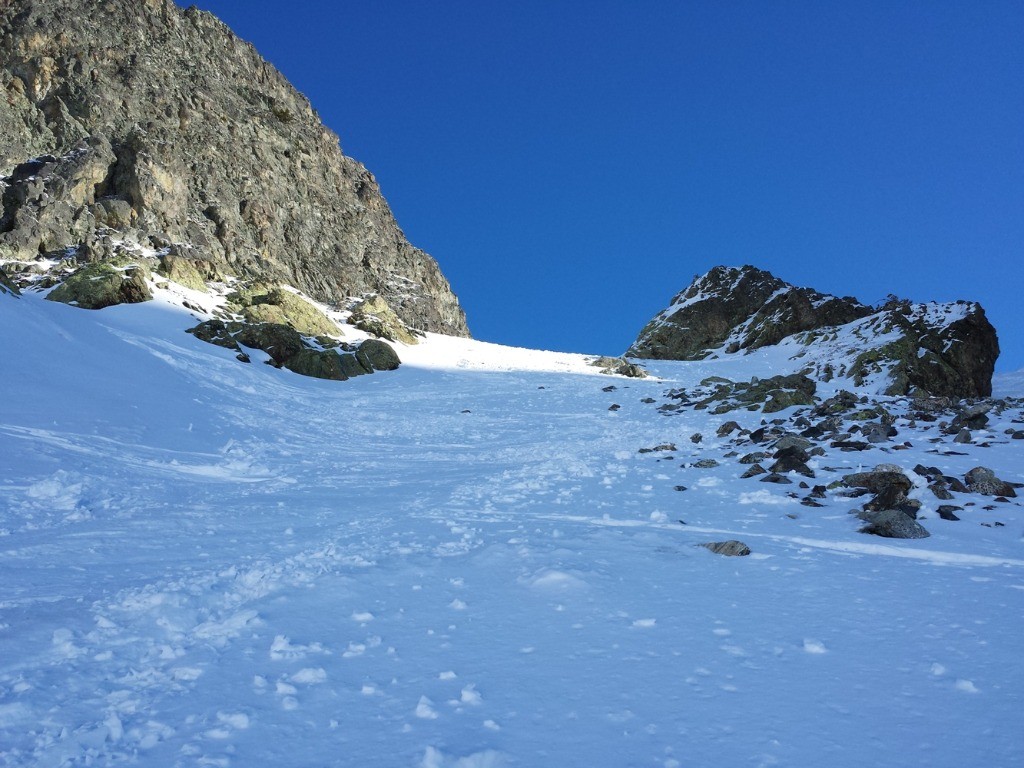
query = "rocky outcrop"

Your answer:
(45, 261), (151, 309)
(628, 266), (999, 398)
(0, 0), (468, 336)
(348, 295), (421, 345)
(629, 266), (870, 360)
(0, 265), (18, 296)
(187, 319), (400, 381)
